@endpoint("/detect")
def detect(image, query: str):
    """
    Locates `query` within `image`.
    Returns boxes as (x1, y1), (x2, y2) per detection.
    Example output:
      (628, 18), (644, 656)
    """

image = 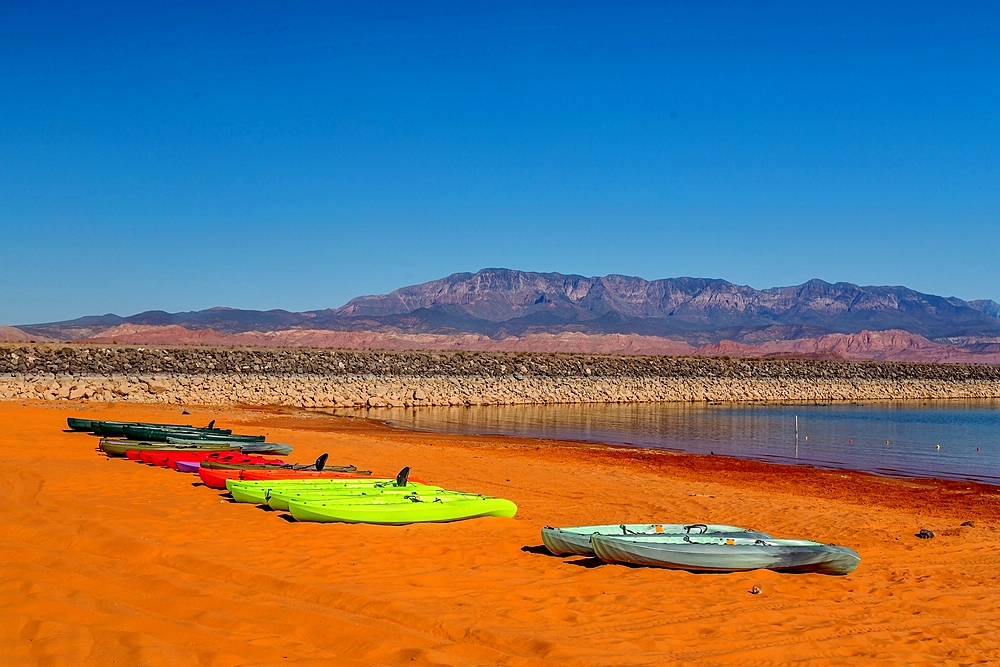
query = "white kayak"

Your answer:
(591, 534), (860, 575)
(541, 523), (772, 557)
